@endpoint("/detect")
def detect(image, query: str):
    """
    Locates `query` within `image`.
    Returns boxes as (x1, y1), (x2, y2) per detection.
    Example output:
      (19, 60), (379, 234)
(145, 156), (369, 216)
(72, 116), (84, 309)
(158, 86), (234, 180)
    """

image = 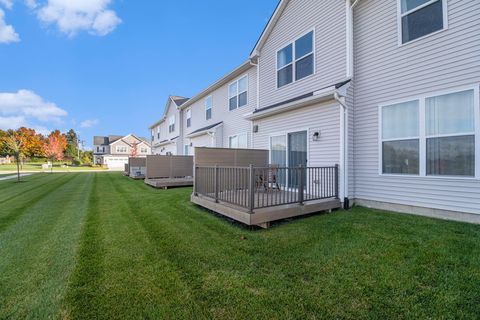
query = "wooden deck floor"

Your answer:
(191, 191), (341, 228)
(144, 177), (193, 189)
